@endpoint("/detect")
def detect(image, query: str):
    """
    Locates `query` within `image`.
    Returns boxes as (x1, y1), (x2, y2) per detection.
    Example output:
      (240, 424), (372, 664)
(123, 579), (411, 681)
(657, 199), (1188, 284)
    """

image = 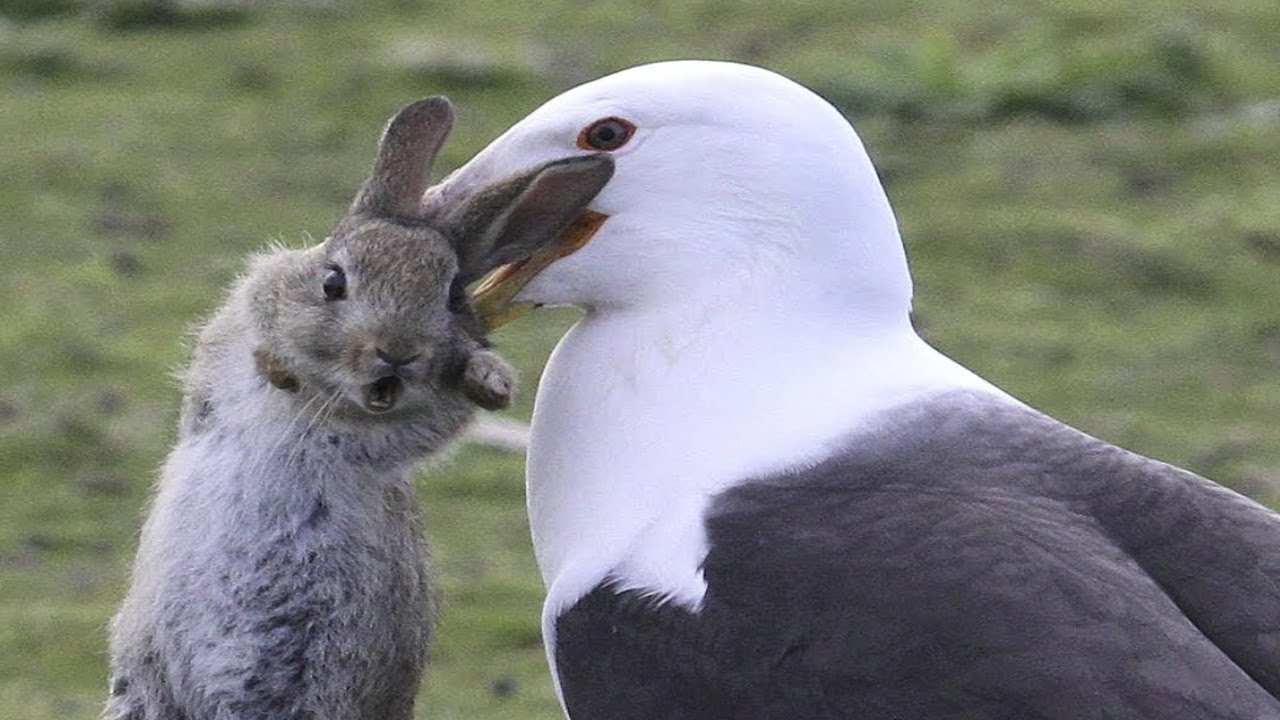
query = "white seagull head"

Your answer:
(445, 60), (913, 329)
